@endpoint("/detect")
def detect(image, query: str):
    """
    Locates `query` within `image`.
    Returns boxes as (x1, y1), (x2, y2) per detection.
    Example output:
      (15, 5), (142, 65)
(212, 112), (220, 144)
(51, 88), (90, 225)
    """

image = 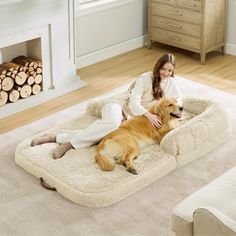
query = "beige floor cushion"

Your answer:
(15, 98), (231, 207)
(15, 114), (176, 207)
(160, 98), (232, 166)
